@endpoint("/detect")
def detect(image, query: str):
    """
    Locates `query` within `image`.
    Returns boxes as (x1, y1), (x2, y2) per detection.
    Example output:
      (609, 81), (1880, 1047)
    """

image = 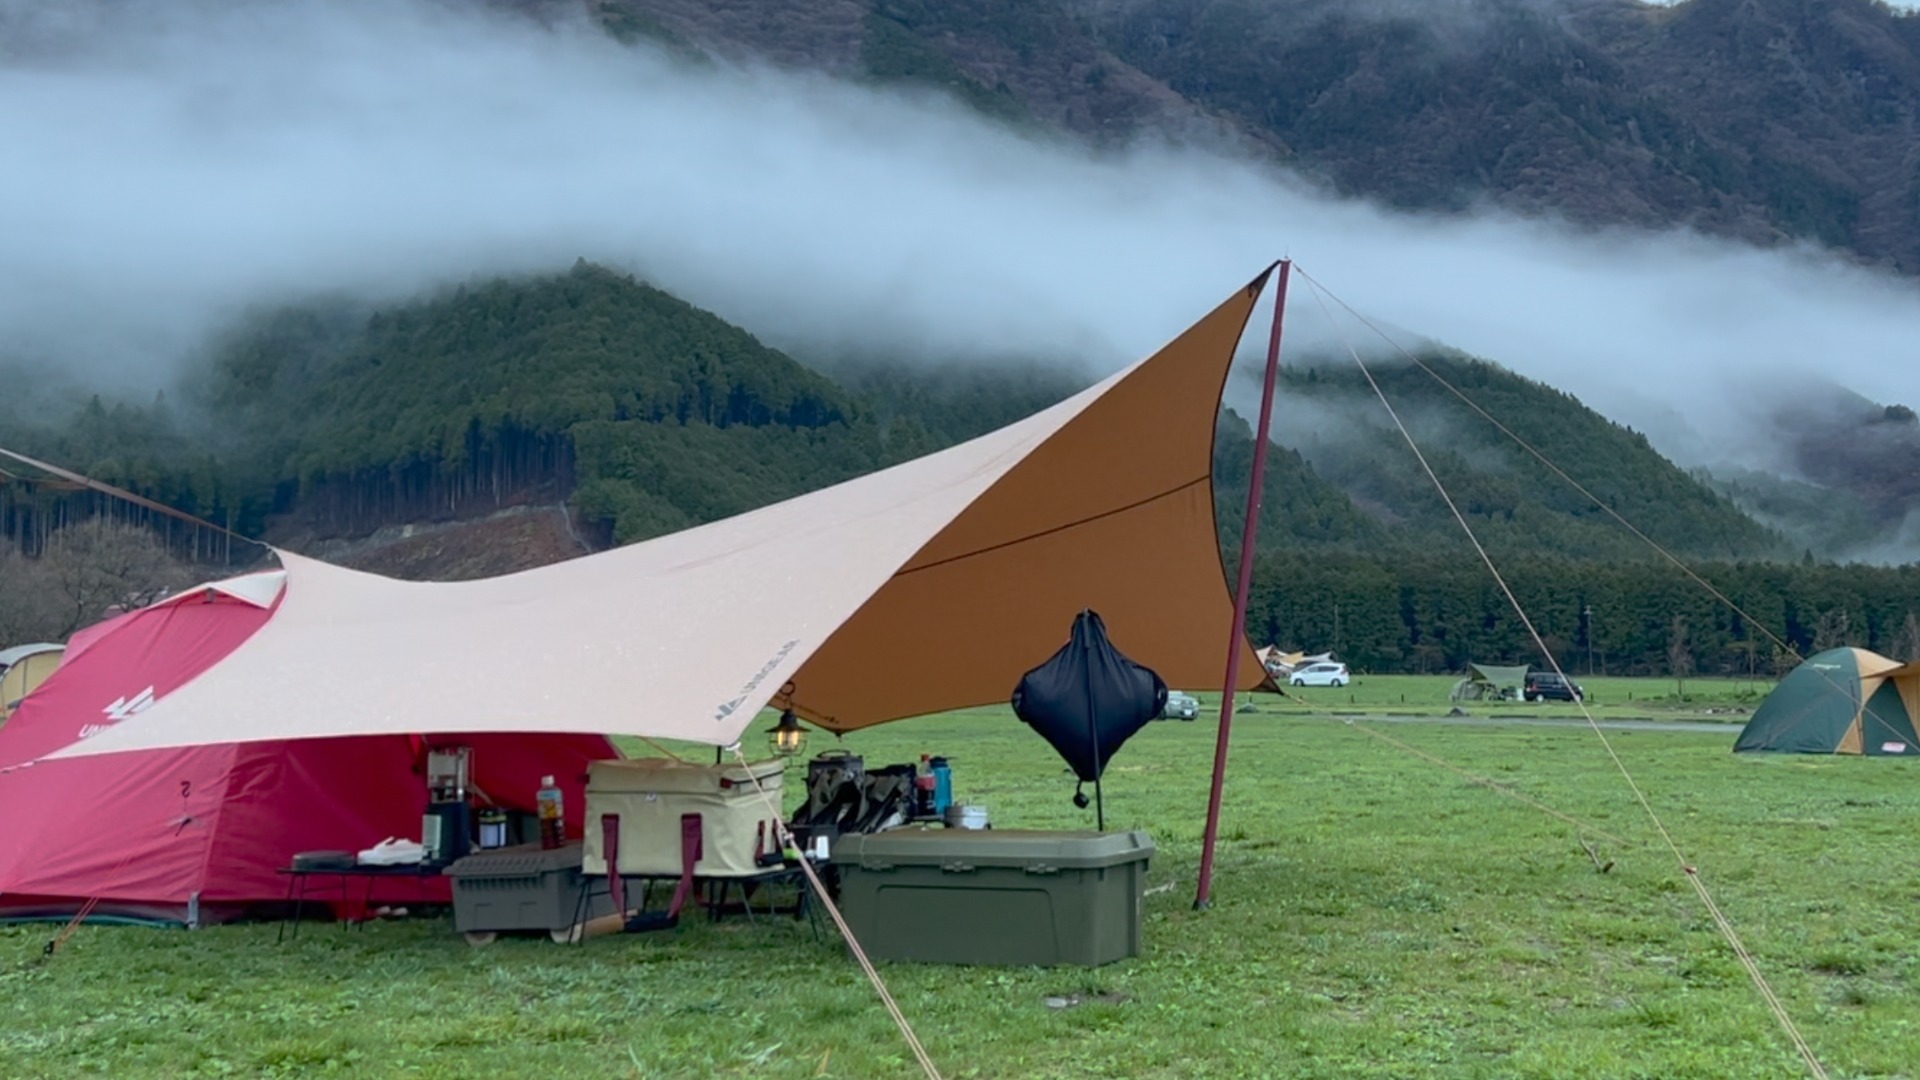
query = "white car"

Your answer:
(1160, 691), (1201, 721)
(1290, 661), (1350, 687)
